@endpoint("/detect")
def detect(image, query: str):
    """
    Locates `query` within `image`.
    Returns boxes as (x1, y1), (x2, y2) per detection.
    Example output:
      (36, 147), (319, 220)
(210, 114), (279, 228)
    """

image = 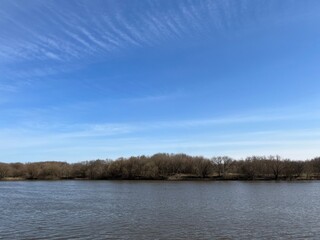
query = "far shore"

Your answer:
(1, 174), (319, 182)
(1, 154), (320, 181)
